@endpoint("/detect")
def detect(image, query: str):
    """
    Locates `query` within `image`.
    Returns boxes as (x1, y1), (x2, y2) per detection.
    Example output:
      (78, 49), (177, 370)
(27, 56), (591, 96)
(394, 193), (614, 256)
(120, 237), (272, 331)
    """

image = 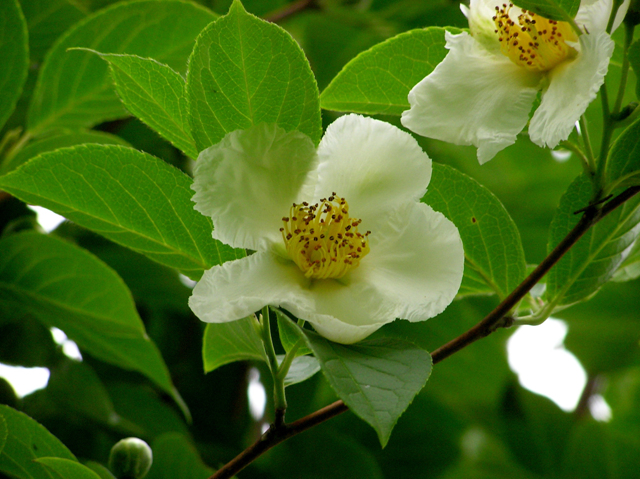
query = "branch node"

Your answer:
(573, 194), (612, 214)
(274, 408), (287, 430)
